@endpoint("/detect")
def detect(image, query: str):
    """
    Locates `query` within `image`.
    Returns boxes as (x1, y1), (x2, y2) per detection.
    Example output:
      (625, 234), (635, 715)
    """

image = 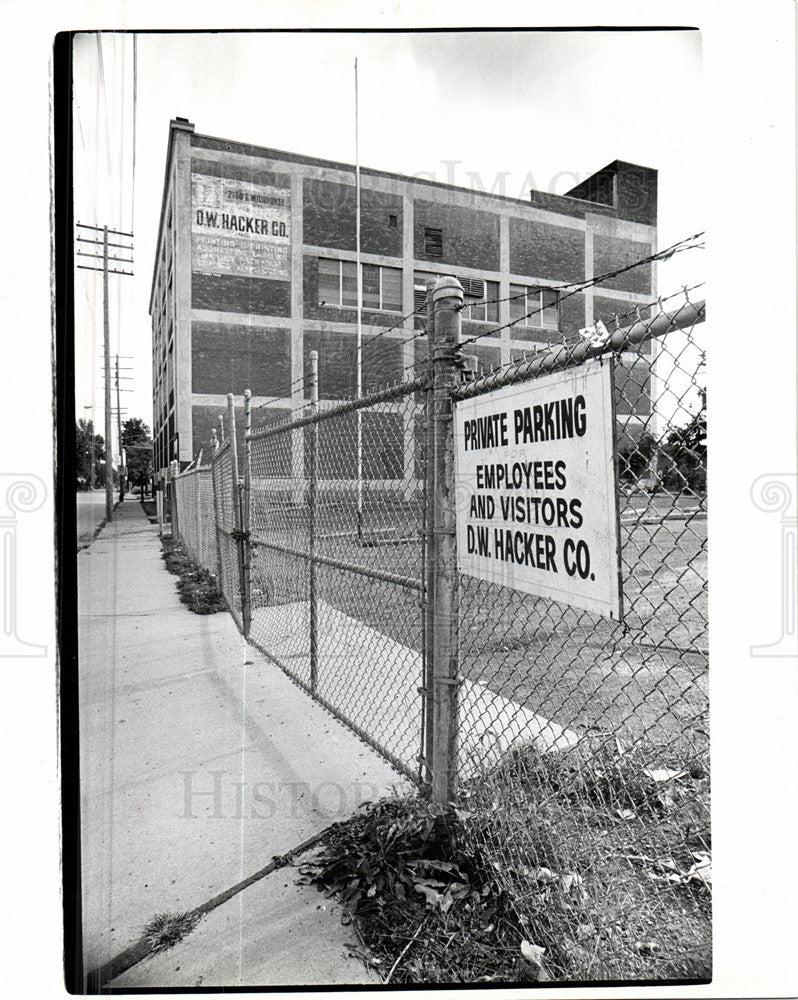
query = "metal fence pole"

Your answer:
(242, 390), (253, 636)
(429, 276), (463, 812)
(227, 394), (249, 632)
(308, 351), (319, 695)
(421, 280), (437, 792)
(170, 460), (179, 541)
